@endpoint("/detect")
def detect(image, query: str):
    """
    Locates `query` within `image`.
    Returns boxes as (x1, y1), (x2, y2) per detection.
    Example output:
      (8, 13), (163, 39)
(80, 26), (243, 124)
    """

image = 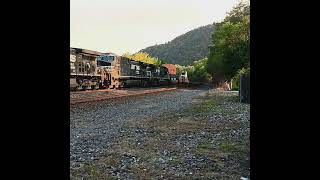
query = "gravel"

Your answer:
(70, 88), (250, 179)
(70, 88), (208, 171)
